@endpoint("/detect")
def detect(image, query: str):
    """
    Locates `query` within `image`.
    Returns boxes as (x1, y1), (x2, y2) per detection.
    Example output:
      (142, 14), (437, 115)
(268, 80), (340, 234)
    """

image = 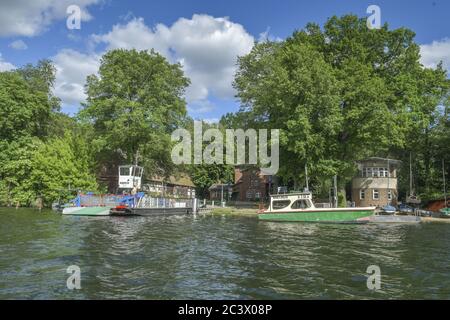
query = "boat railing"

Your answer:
(77, 194), (126, 207)
(136, 195), (194, 209)
(315, 203), (332, 208)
